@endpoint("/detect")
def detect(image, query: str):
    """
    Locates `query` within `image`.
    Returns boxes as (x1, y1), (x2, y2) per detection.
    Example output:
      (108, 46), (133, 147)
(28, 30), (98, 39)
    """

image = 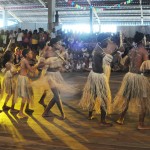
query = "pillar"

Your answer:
(48, 0), (56, 31)
(140, 0), (143, 25)
(90, 6), (93, 33)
